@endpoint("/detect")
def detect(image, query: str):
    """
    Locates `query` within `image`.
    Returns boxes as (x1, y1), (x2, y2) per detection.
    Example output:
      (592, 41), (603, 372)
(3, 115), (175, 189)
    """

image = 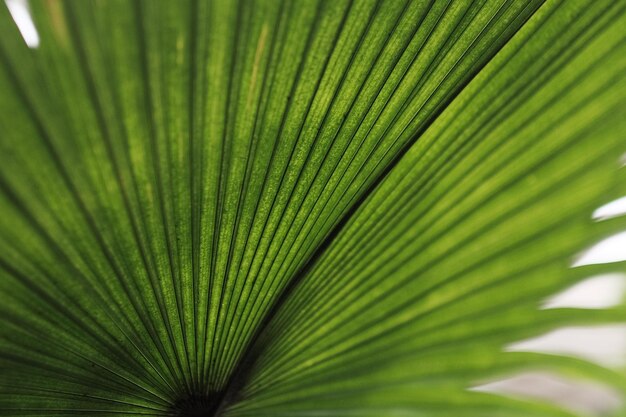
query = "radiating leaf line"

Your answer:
(264, 0), (542, 287)
(1, 0), (625, 415)
(300, 1), (619, 293)
(58, 5), (187, 392)
(135, 1), (196, 394)
(249, 63), (626, 389)
(222, 0), (619, 412)
(273, 0), (623, 335)
(214, 0), (389, 387)
(218, 0), (540, 386)
(208, 0), (345, 381)
(0, 50), (180, 406)
(221, 0), (544, 376)
(265, 39), (625, 357)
